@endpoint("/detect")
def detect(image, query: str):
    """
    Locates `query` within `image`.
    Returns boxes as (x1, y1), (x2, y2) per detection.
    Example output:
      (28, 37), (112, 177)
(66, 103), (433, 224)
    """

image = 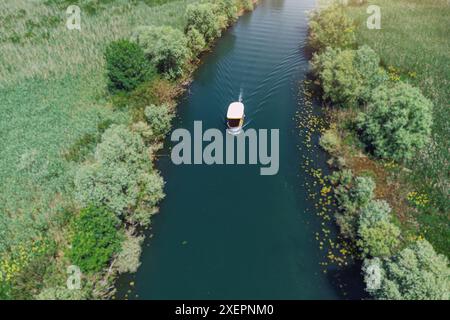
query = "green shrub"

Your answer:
(334, 174), (375, 214)
(353, 45), (388, 101)
(0, 282), (12, 300)
(364, 240), (450, 299)
(329, 169), (353, 186)
(357, 82), (433, 161)
(311, 47), (359, 106)
(74, 125), (165, 226)
(105, 39), (153, 93)
(125, 77), (176, 114)
(144, 103), (174, 138)
(240, 0), (254, 12)
(115, 232), (144, 274)
(94, 124), (149, 168)
(128, 172), (165, 226)
(308, 4), (356, 52)
(319, 128), (340, 153)
(358, 199), (390, 226)
(186, 27), (207, 58)
(351, 176), (376, 208)
(331, 172), (376, 239)
(311, 45), (386, 107)
(358, 220), (400, 258)
(186, 3), (222, 43)
(357, 200), (400, 257)
(68, 206), (122, 273)
(35, 286), (89, 300)
(131, 121), (155, 143)
(132, 26), (189, 79)
(215, 0), (239, 25)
